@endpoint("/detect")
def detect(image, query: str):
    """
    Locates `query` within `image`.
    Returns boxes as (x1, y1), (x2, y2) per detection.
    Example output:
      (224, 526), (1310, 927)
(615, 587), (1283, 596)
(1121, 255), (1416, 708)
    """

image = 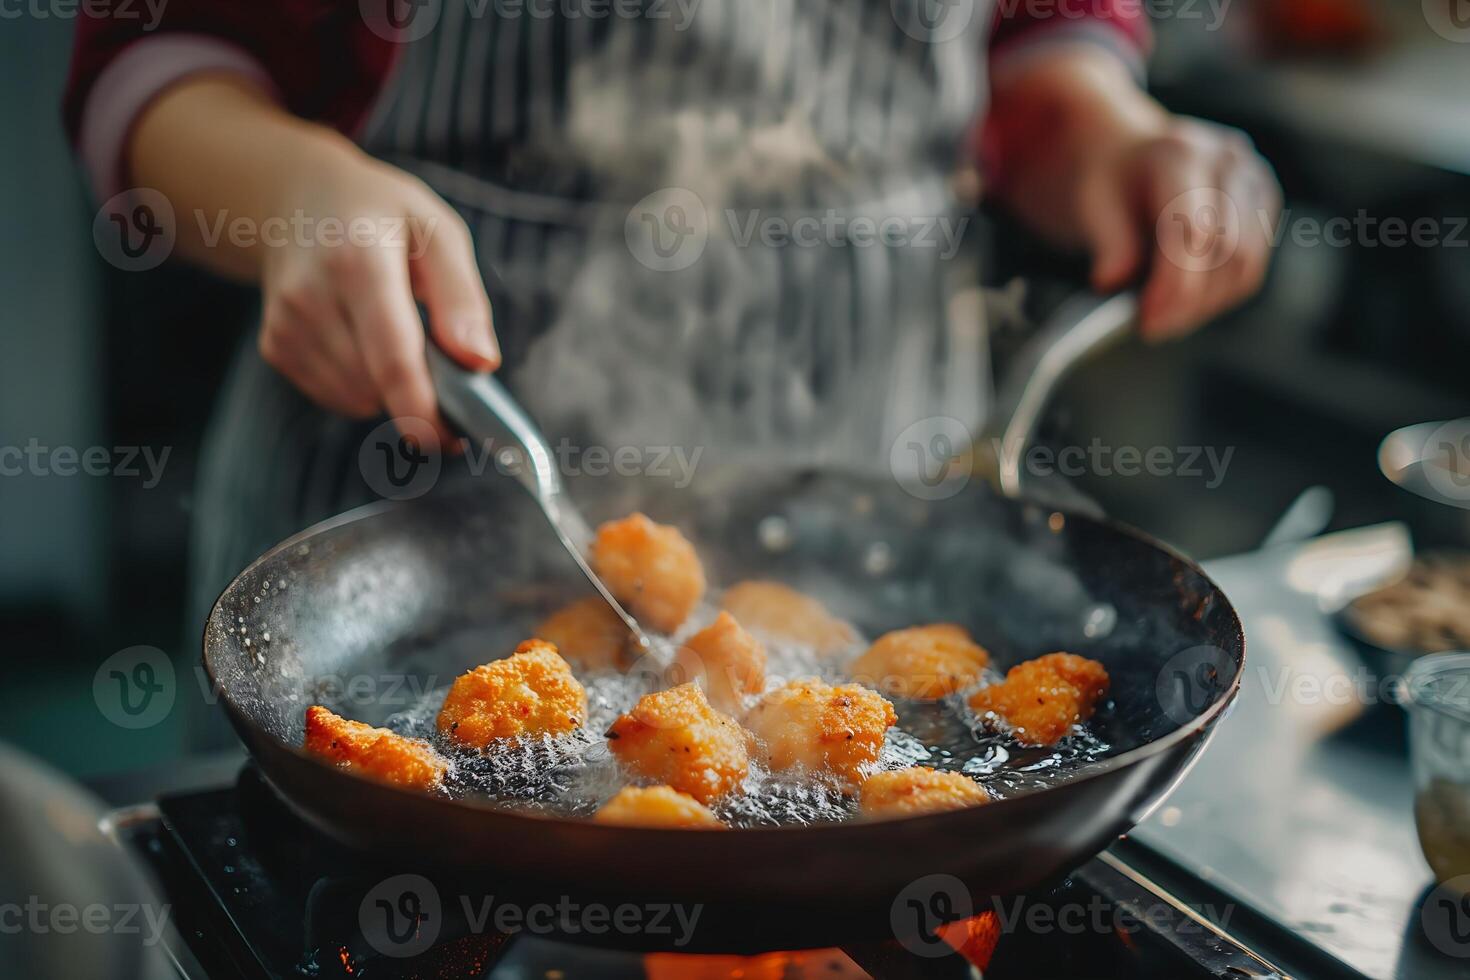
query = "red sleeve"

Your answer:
(980, 0), (1153, 185)
(64, 0), (397, 197)
(989, 0), (1152, 74)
